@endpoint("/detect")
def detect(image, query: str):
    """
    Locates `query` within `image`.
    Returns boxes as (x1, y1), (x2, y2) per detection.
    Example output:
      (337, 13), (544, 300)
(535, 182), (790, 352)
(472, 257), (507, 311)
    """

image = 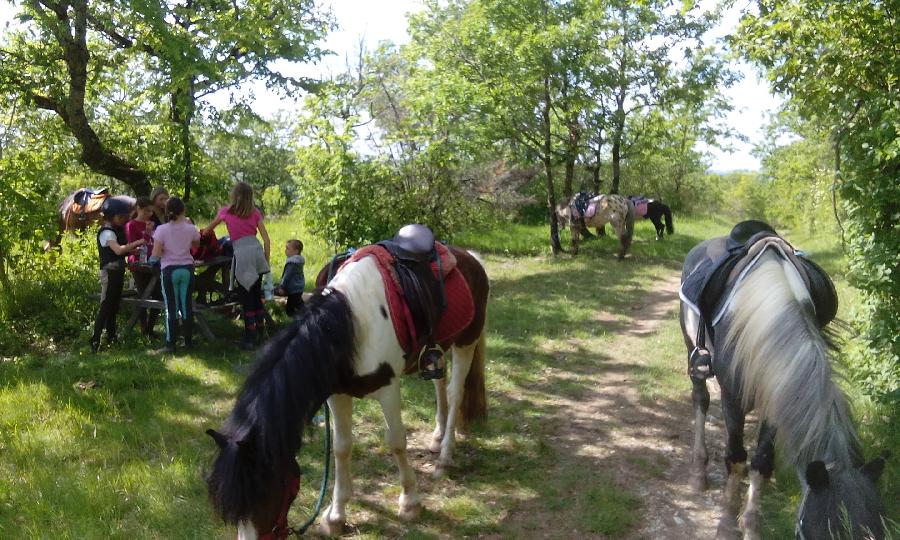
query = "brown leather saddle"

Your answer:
(377, 224), (448, 380)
